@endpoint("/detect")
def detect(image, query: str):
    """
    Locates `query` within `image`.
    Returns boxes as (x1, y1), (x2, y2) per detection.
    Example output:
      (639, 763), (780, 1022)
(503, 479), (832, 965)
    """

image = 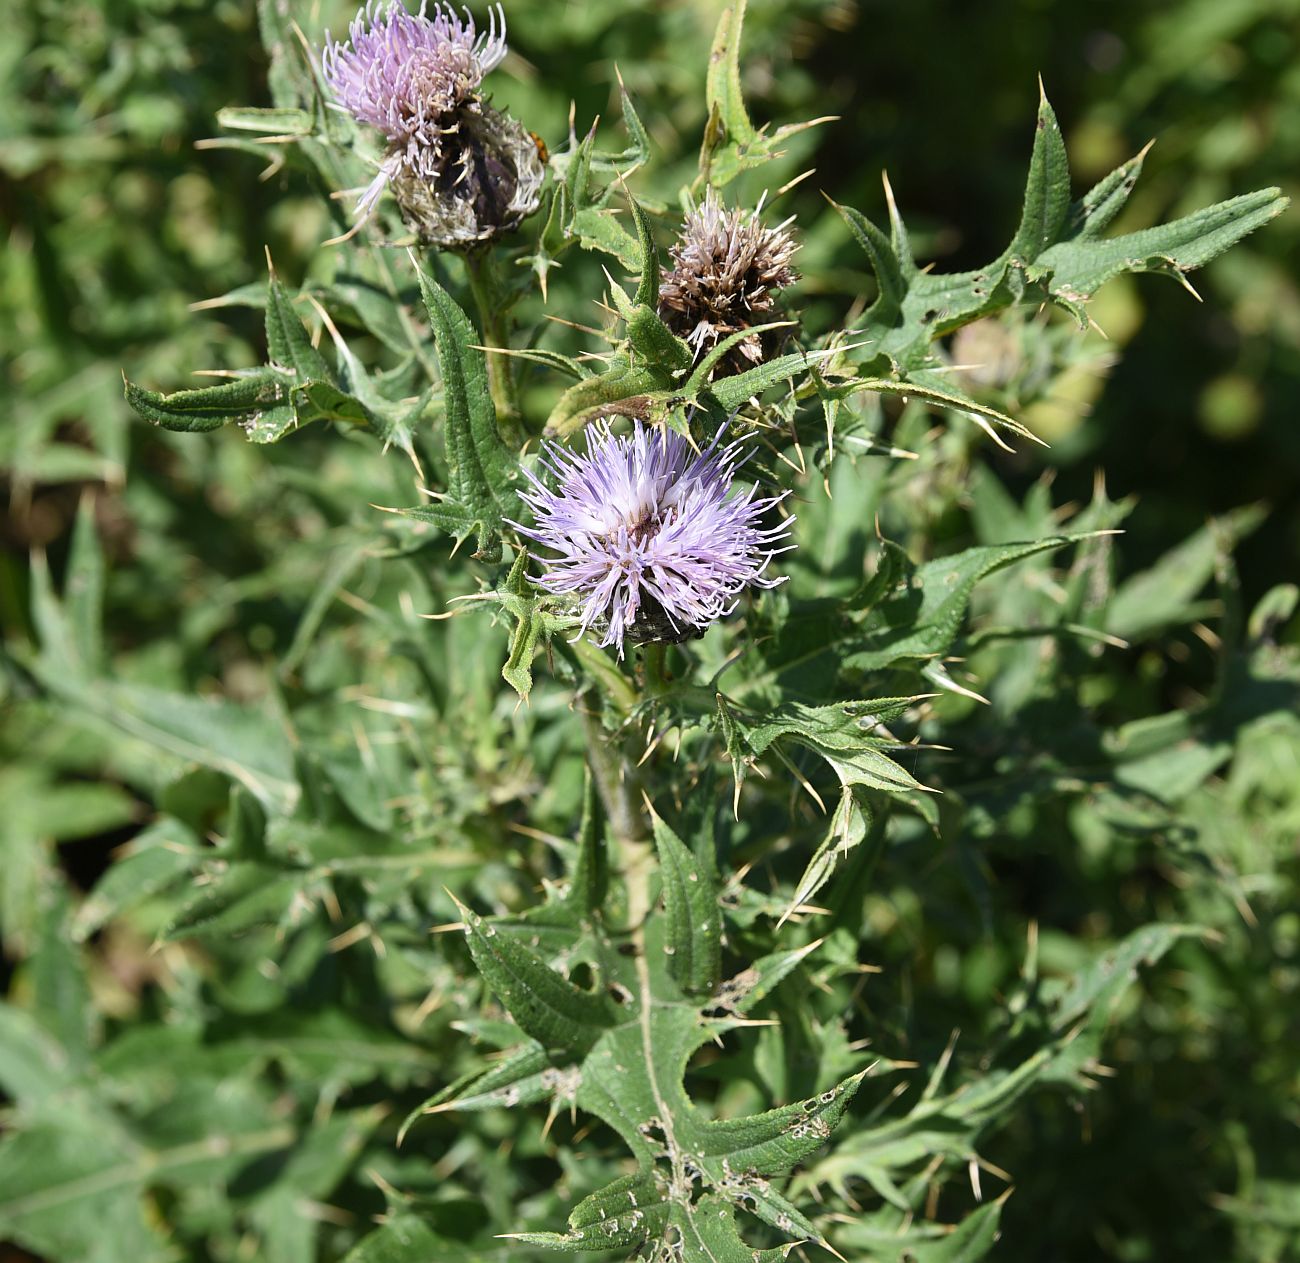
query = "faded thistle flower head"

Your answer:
(659, 191), (800, 377)
(514, 422), (793, 657)
(322, 2), (542, 247)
